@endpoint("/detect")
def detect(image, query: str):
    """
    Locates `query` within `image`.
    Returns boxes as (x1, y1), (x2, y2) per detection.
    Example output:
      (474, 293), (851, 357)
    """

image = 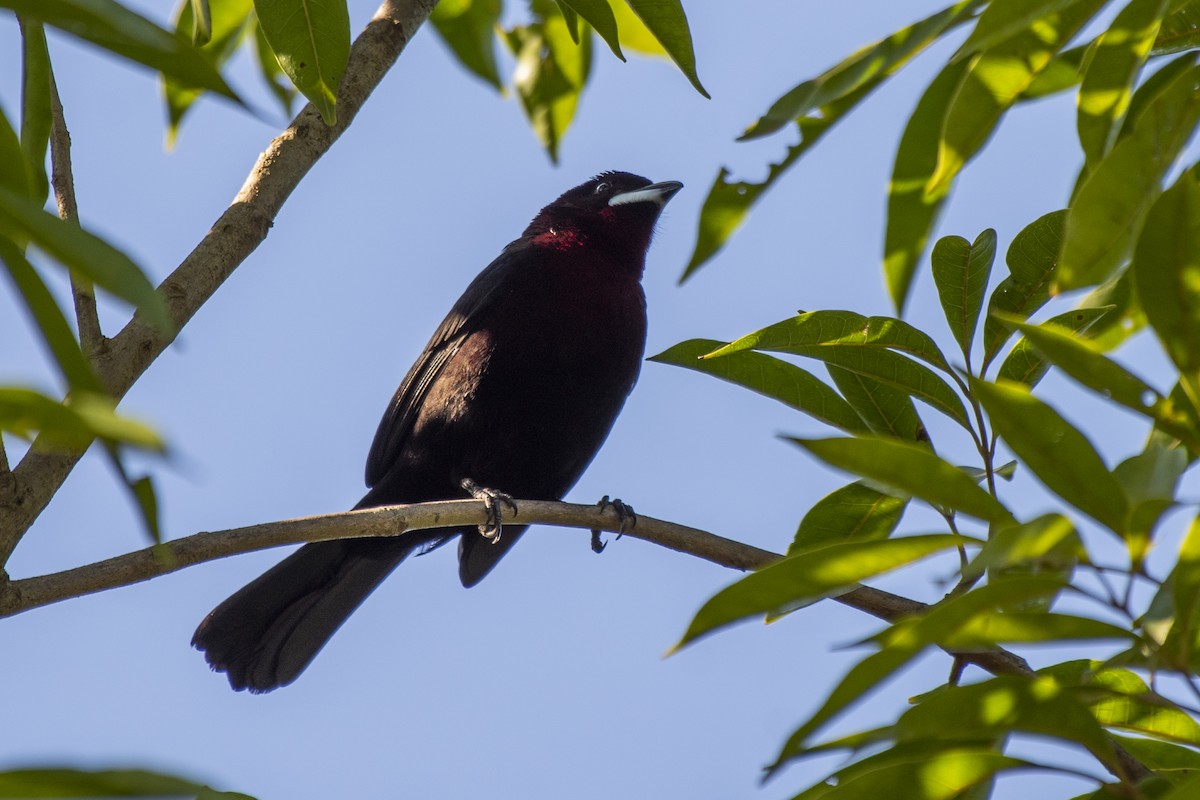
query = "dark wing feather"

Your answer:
(364, 248), (518, 487)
